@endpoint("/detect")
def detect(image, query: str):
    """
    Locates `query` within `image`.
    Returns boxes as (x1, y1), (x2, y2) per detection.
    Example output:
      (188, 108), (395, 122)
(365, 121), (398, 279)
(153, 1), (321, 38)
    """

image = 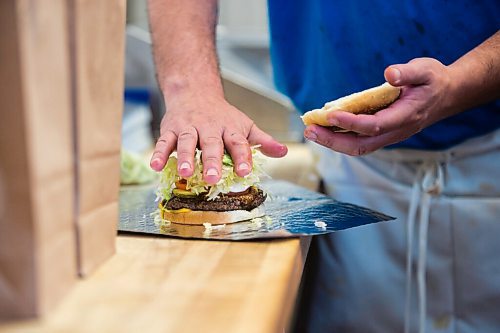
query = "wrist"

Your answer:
(442, 64), (465, 114)
(445, 31), (500, 112)
(162, 74), (224, 99)
(162, 77), (226, 112)
(161, 76), (227, 111)
(445, 59), (487, 115)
